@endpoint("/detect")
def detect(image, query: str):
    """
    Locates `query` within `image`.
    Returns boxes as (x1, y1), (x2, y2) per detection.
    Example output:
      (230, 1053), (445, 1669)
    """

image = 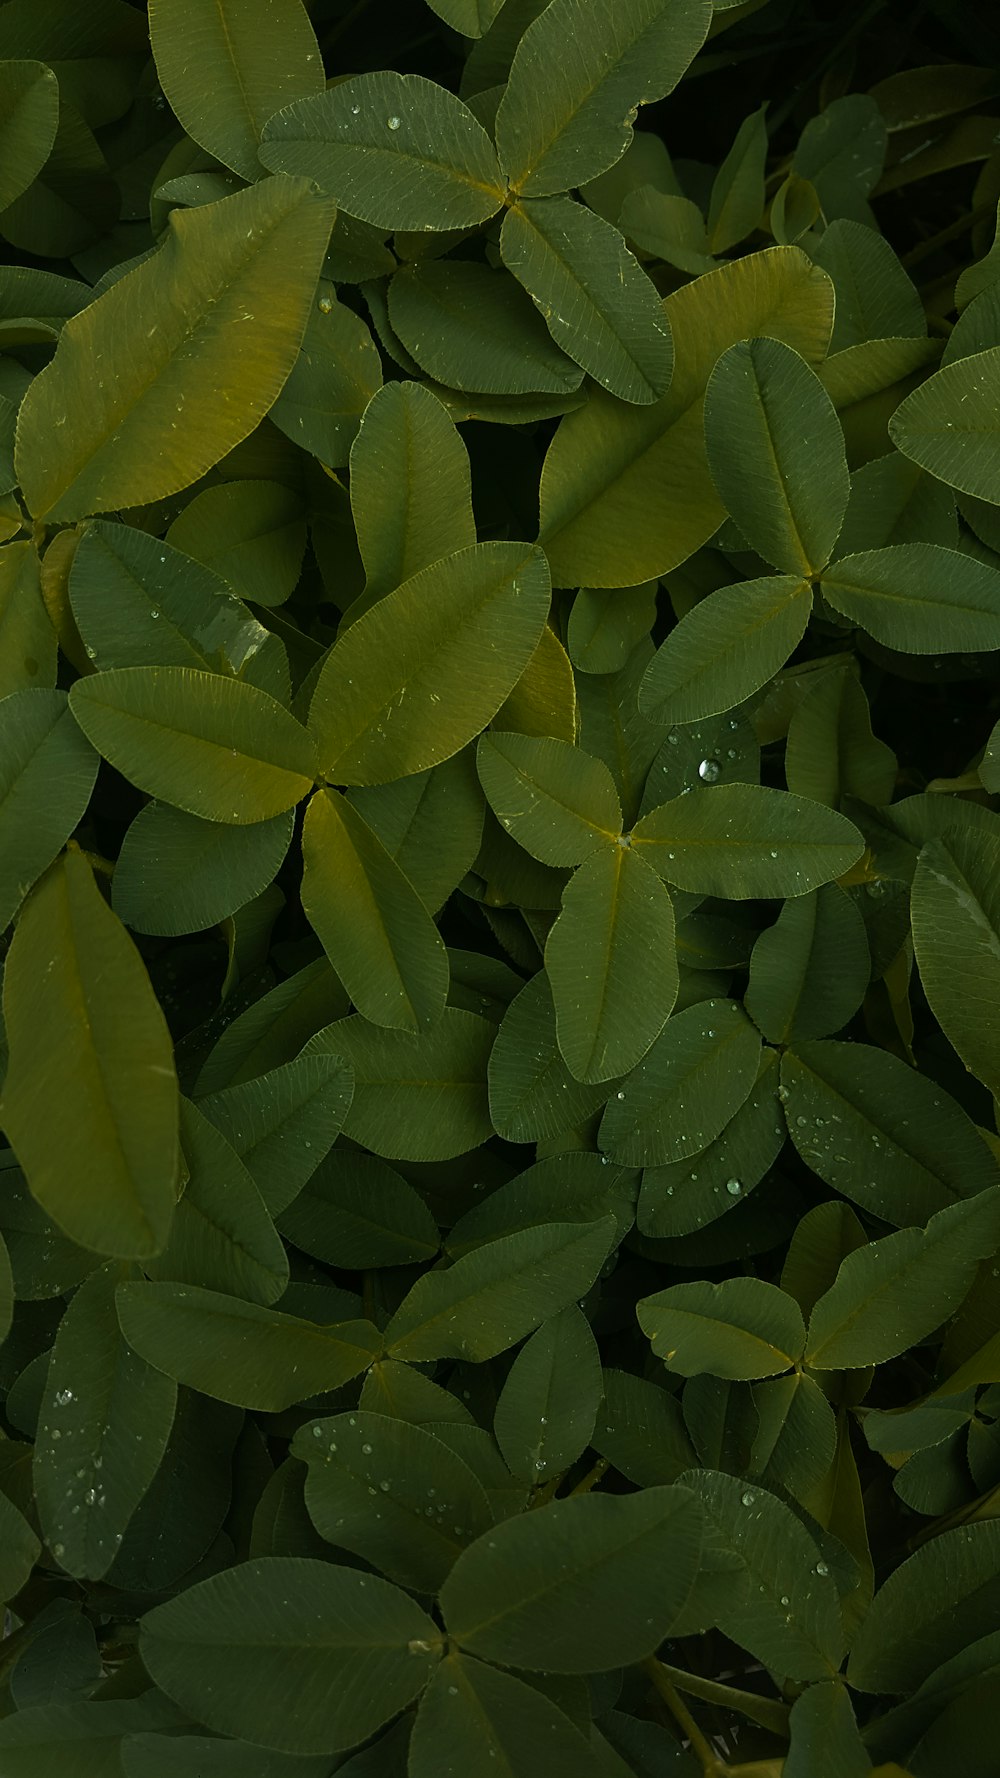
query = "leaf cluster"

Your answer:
(0, 3), (999, 1776)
